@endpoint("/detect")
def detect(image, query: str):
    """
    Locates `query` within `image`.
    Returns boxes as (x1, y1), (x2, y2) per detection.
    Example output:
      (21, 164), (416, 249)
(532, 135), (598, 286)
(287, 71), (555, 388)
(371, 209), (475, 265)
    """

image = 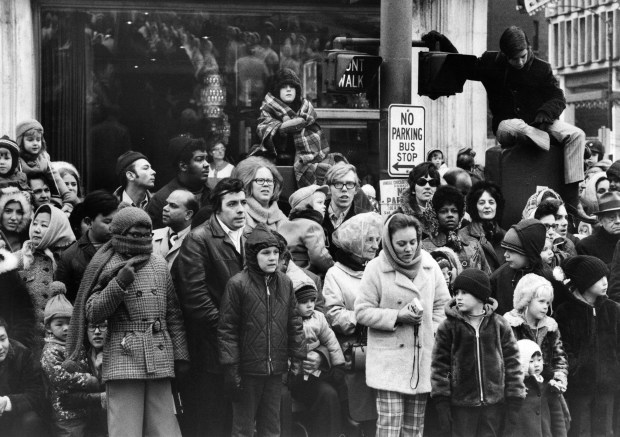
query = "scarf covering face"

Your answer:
(257, 92), (330, 184)
(381, 214), (423, 280)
